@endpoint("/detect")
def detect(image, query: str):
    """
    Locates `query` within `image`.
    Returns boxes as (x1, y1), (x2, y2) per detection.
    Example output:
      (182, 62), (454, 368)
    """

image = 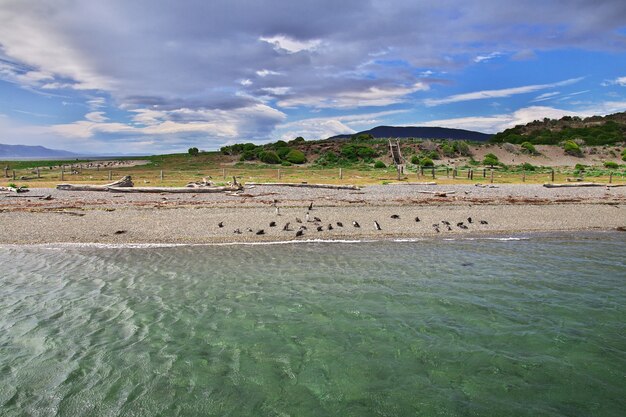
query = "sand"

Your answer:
(1, 184), (624, 244)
